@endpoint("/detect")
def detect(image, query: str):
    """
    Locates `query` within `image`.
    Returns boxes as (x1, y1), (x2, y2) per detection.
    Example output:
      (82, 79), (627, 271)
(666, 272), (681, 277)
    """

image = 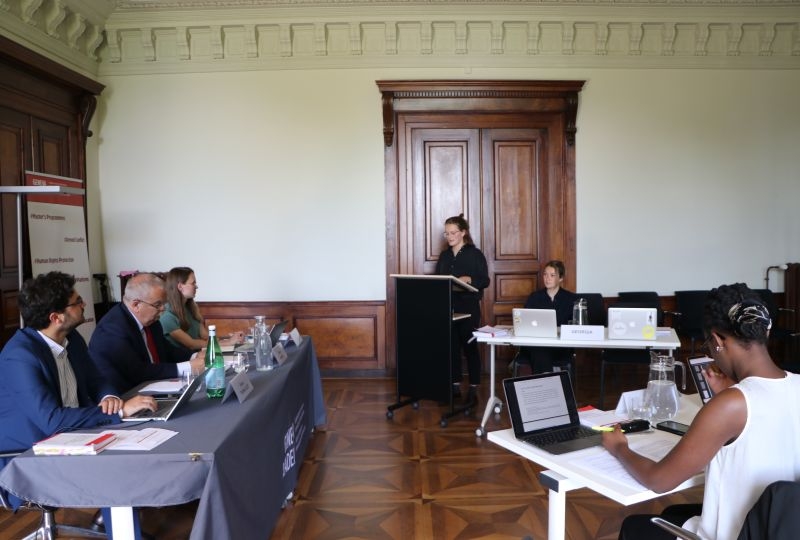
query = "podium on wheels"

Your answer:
(387, 274), (478, 427)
